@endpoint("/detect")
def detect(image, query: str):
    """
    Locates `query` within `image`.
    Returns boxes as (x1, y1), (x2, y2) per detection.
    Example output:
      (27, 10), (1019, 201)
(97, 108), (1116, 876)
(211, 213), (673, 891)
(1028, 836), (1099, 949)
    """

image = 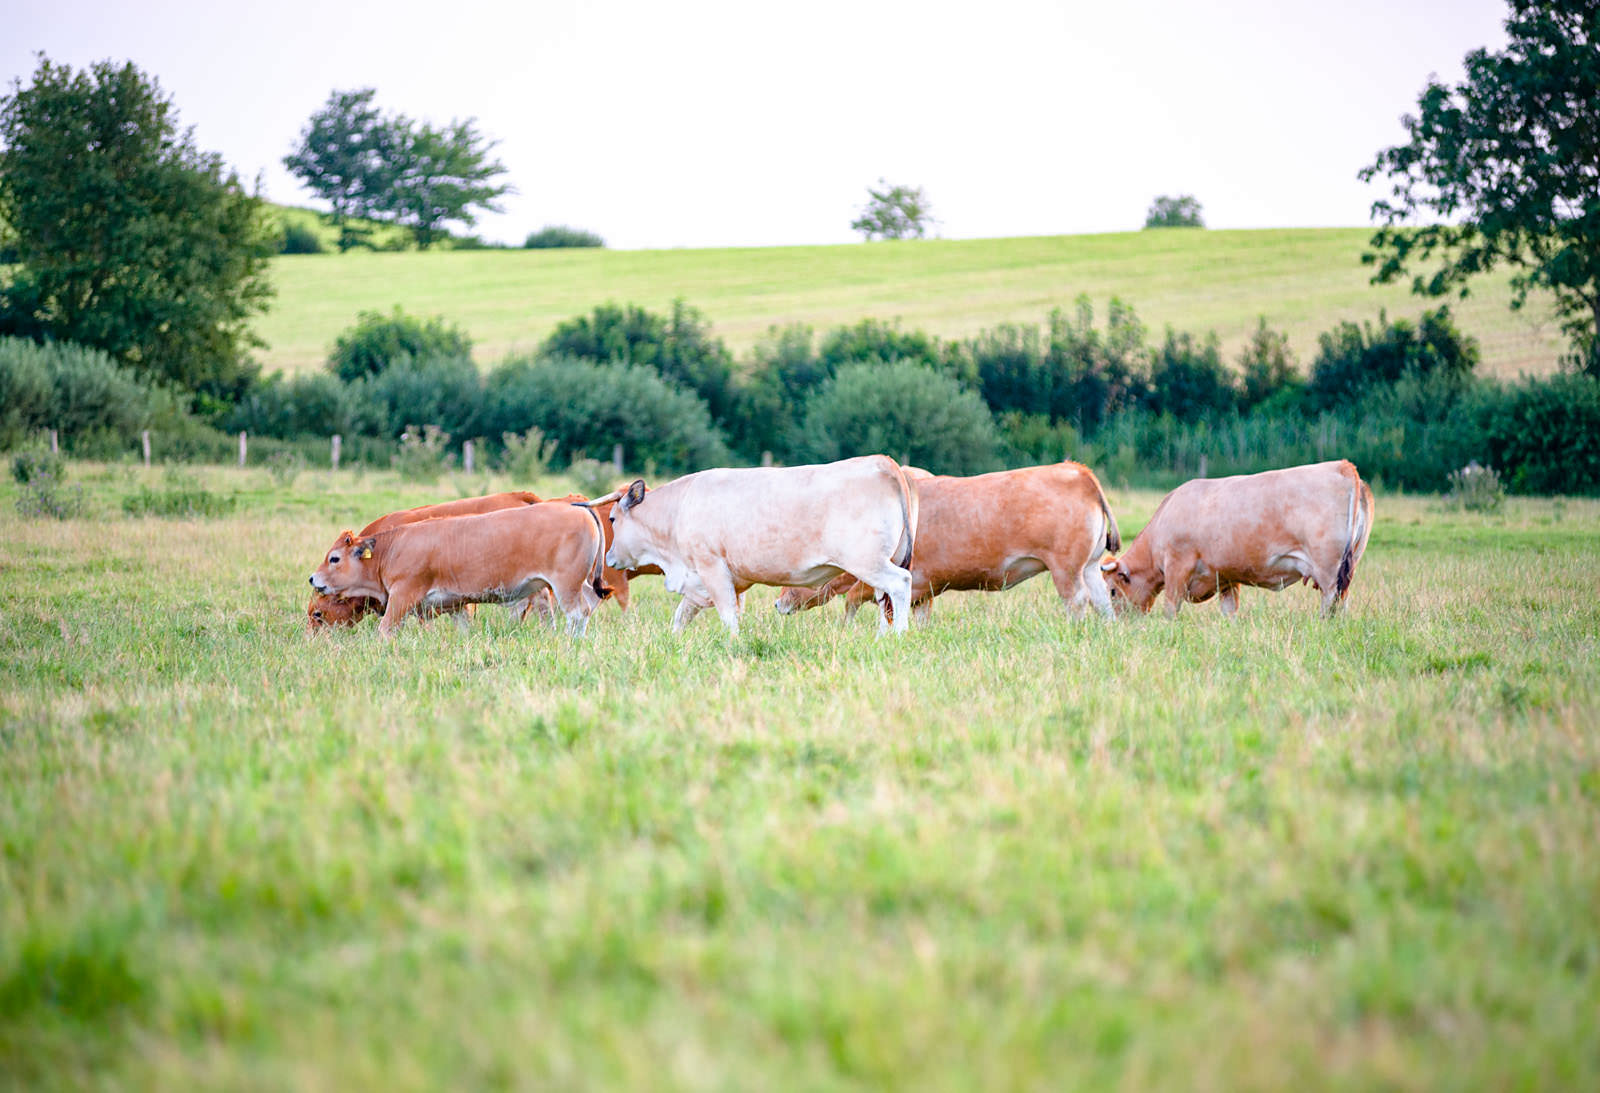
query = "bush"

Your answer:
(567, 457), (621, 497)
(1145, 195), (1204, 229)
(997, 412), (1082, 466)
(523, 226), (604, 249)
(0, 336), (177, 452)
(818, 318), (948, 374)
(1480, 373), (1600, 494)
(1237, 318), (1302, 411)
(15, 467), (85, 519)
(327, 307), (473, 383)
(279, 222), (324, 254)
(541, 301), (735, 424)
(361, 354), (485, 439)
(803, 361), (1002, 475)
(727, 324), (824, 461)
(484, 355), (729, 474)
(1145, 329), (1236, 421)
(11, 447), (62, 483)
(1309, 306), (1479, 410)
(500, 427), (560, 481)
(122, 469), (237, 518)
(222, 371), (370, 439)
(392, 425), (454, 483)
(1447, 461), (1505, 512)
